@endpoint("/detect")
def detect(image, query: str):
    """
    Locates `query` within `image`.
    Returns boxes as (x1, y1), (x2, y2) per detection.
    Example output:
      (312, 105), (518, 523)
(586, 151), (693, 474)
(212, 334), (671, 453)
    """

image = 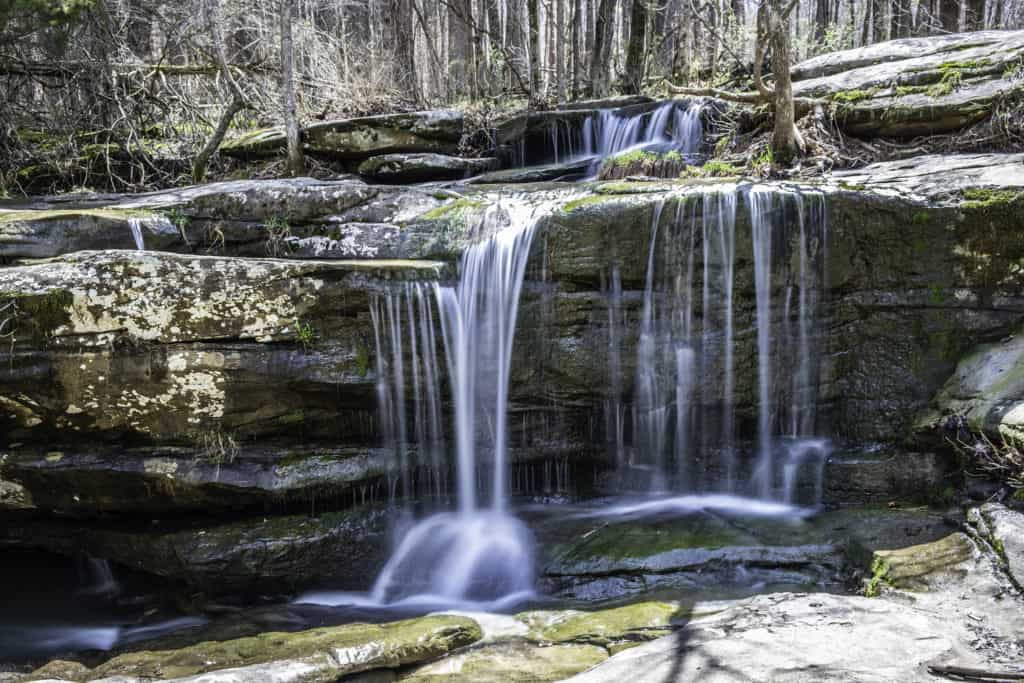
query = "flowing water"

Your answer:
(609, 186), (829, 502)
(301, 196), (556, 609)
